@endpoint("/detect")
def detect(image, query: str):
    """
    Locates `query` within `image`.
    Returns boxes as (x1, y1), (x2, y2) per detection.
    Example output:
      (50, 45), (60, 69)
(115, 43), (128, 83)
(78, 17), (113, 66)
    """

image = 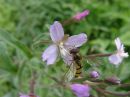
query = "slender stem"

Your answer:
(86, 53), (112, 58)
(119, 83), (130, 88)
(94, 87), (130, 96)
(29, 71), (36, 94)
(62, 18), (74, 26)
(39, 40), (52, 44)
